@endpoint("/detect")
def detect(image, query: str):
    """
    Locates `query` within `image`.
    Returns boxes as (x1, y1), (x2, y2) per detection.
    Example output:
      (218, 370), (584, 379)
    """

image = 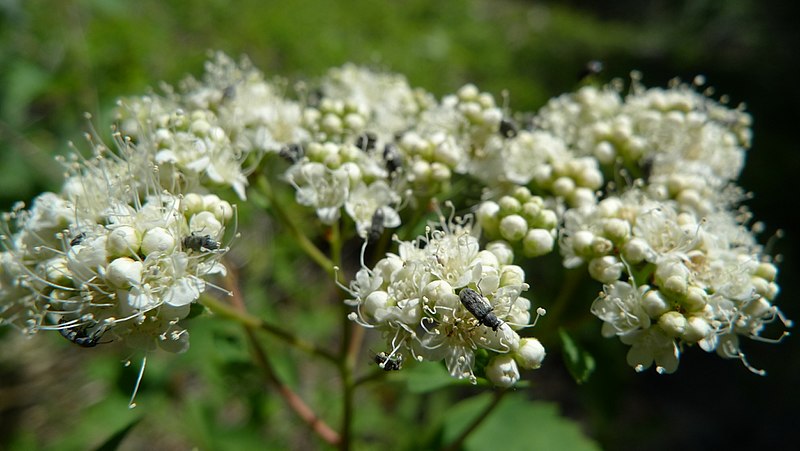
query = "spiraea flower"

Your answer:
(475, 186), (559, 258)
(342, 205), (545, 385)
(536, 75), (752, 212)
(0, 138), (233, 353)
(564, 187), (789, 374)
